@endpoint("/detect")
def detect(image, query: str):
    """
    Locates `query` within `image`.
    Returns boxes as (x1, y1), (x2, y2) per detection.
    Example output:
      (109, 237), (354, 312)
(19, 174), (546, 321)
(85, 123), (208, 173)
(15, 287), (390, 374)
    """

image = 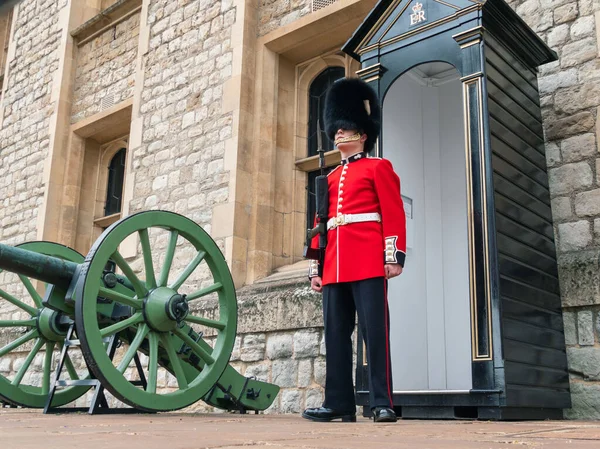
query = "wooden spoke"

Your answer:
(18, 275), (43, 308)
(117, 324), (149, 374)
(11, 338), (44, 386)
(186, 283), (223, 301)
(139, 229), (157, 290)
(111, 250), (148, 298)
(42, 342), (55, 395)
(0, 329), (38, 358)
(158, 230), (179, 287)
(100, 313), (144, 338)
(173, 327), (214, 365)
(98, 287), (142, 310)
(146, 332), (159, 394)
(160, 334), (188, 390)
(0, 287), (38, 316)
(63, 351), (80, 381)
(169, 251), (206, 291)
(184, 315), (225, 331)
(0, 319), (36, 328)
